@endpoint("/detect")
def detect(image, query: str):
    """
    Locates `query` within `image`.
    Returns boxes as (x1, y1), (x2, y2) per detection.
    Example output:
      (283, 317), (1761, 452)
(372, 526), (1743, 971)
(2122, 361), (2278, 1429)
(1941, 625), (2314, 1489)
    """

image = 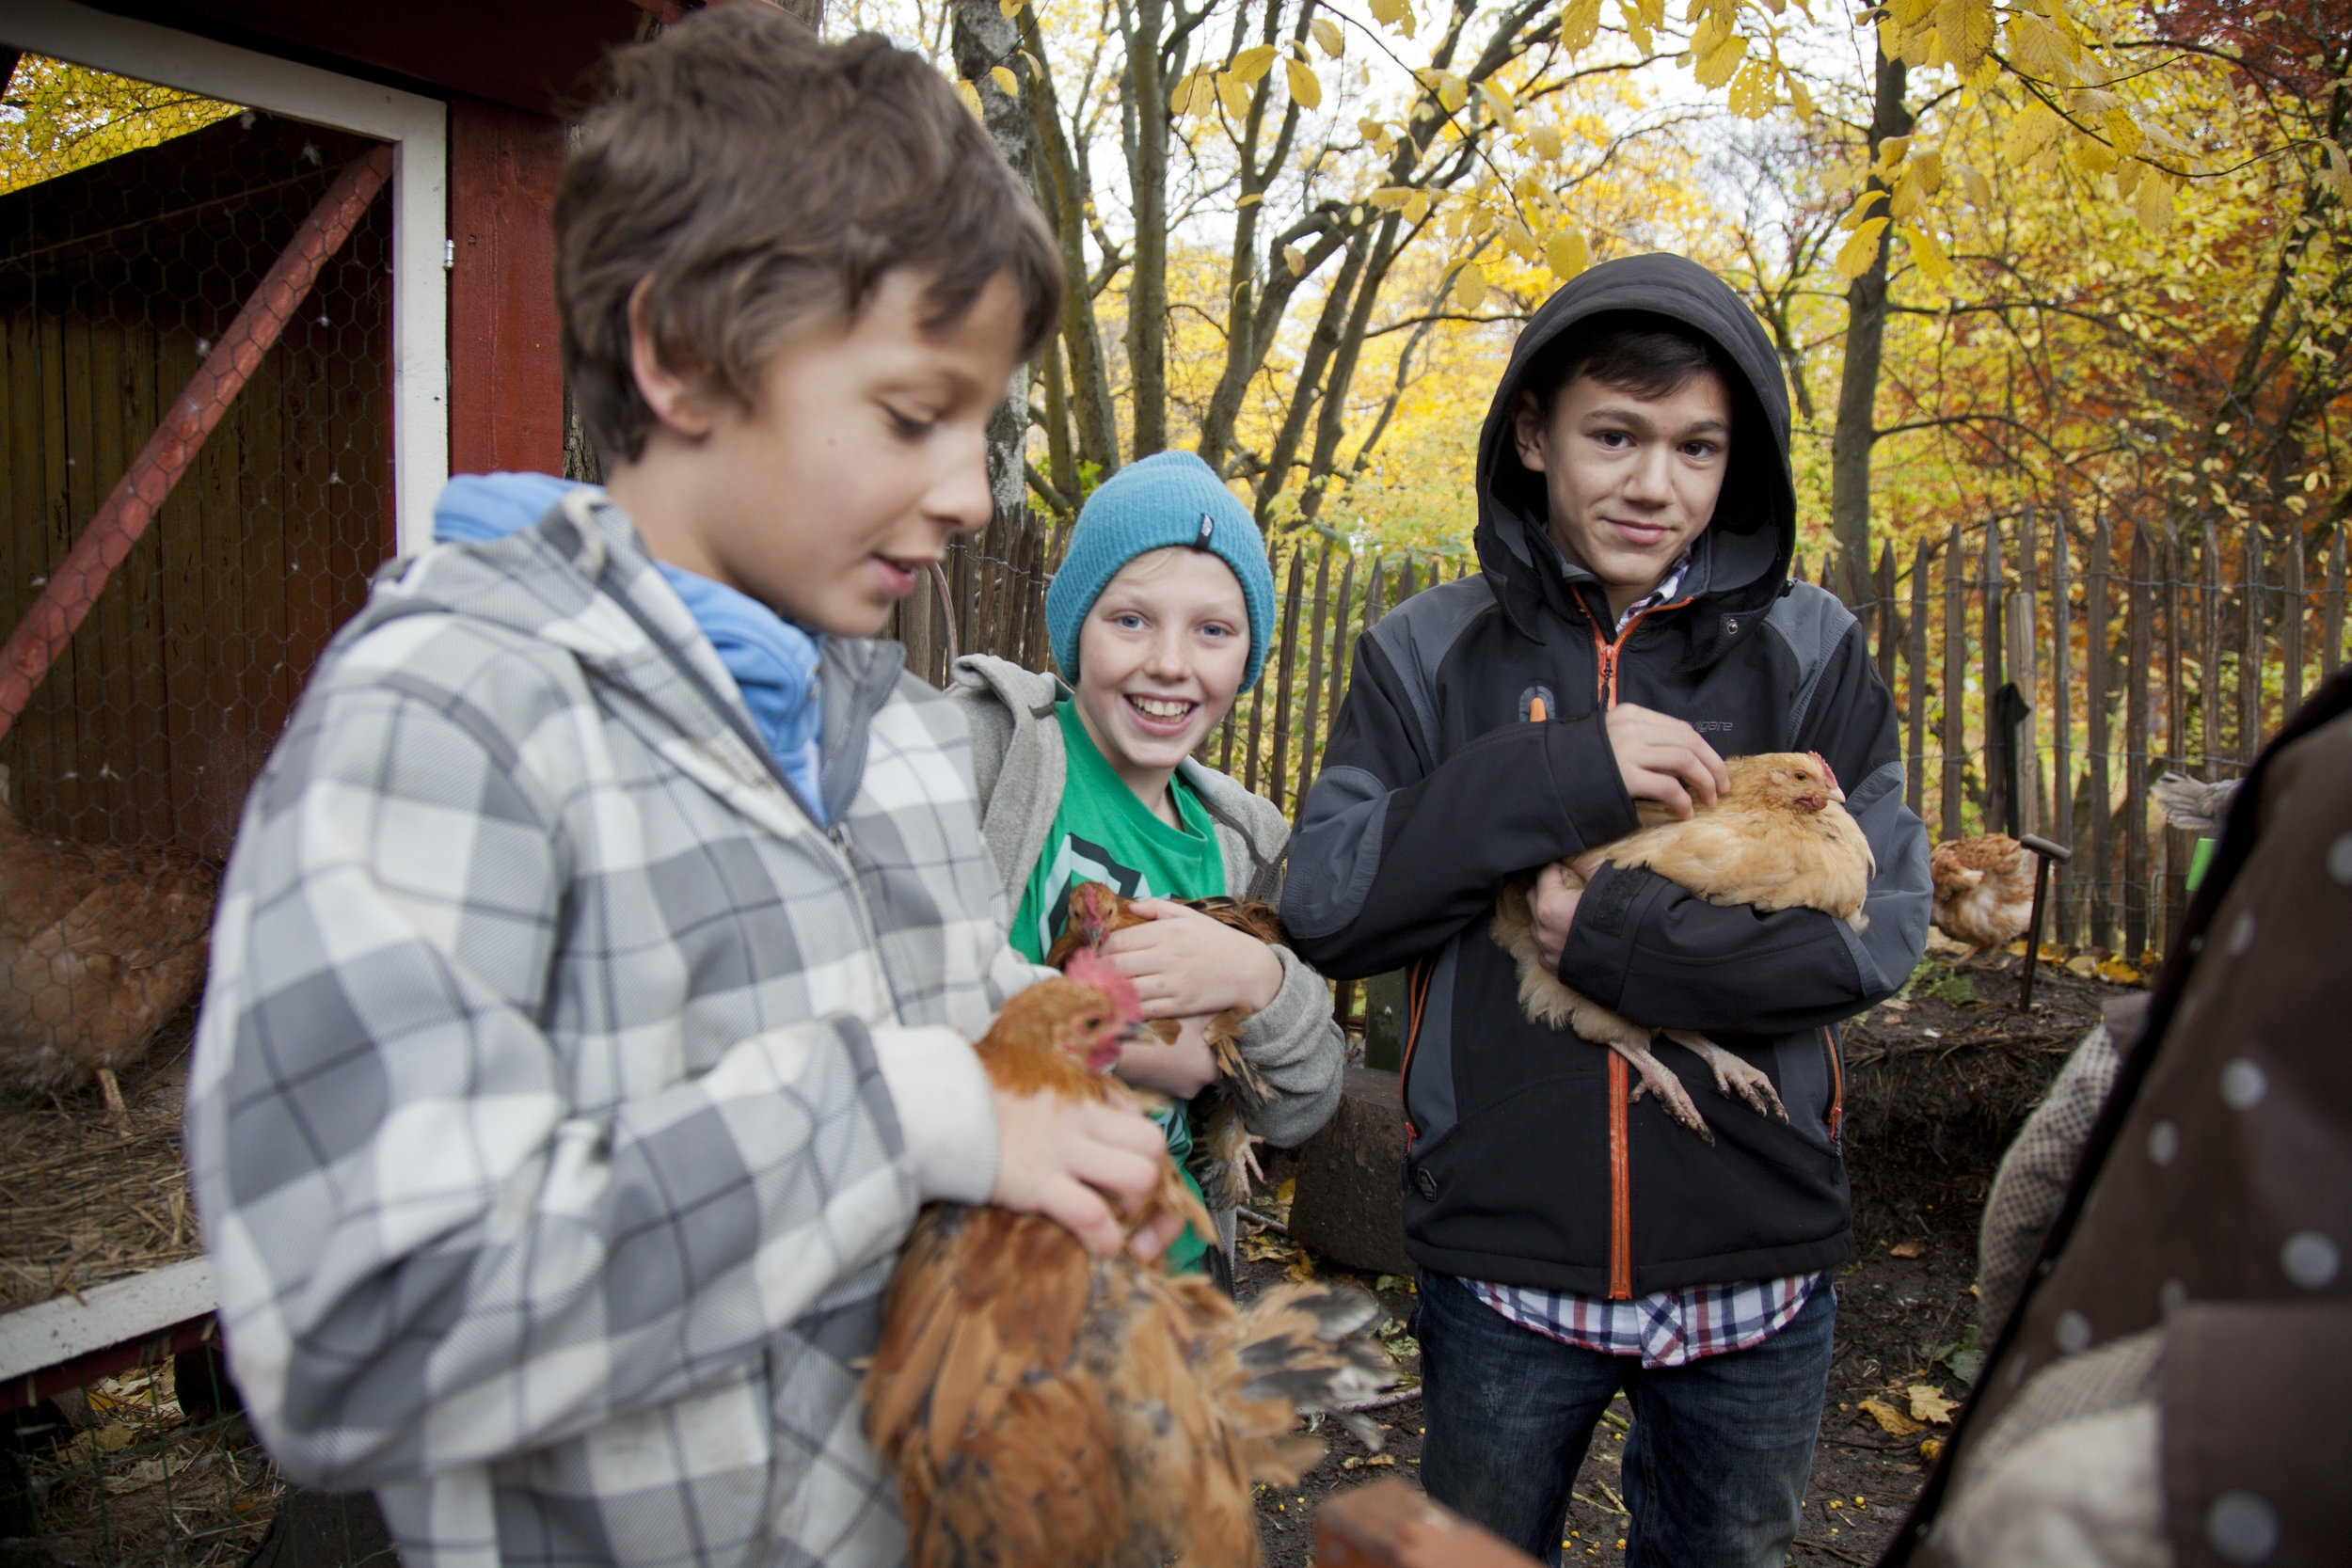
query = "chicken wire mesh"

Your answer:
(1, 63), (395, 1568)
